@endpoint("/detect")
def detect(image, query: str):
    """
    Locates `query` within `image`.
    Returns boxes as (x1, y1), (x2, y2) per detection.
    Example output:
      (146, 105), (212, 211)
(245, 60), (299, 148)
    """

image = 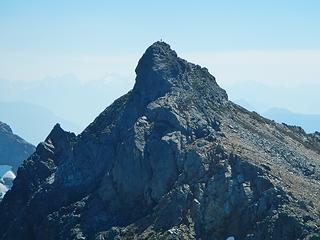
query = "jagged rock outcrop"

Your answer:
(0, 121), (35, 172)
(0, 42), (319, 240)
